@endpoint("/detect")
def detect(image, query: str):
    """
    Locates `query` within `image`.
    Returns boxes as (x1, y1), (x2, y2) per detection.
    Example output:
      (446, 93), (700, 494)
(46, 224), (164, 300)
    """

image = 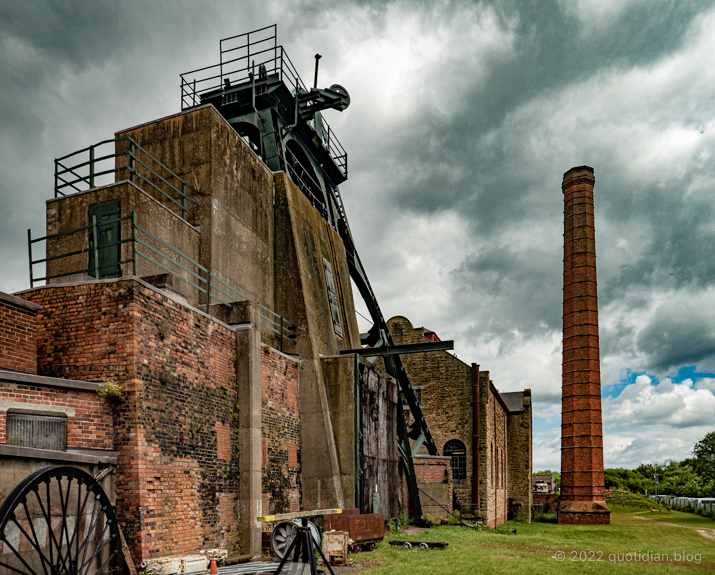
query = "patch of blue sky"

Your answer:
(602, 365), (715, 399)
